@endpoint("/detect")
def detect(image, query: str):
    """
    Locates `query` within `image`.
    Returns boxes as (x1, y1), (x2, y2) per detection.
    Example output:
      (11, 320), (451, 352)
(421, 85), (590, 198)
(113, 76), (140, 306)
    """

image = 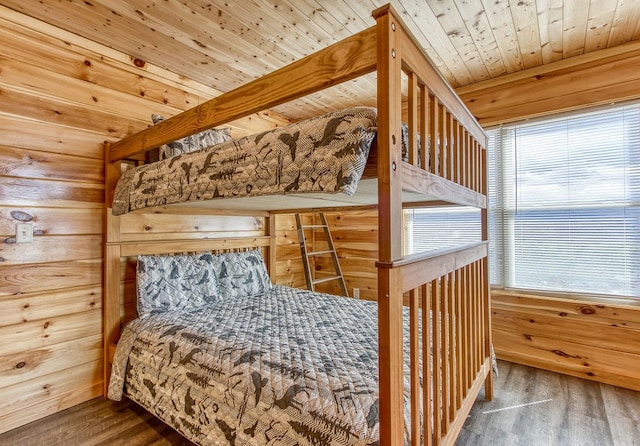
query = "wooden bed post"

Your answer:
(267, 213), (277, 281)
(481, 148), (494, 402)
(373, 5), (405, 445)
(103, 141), (122, 394)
